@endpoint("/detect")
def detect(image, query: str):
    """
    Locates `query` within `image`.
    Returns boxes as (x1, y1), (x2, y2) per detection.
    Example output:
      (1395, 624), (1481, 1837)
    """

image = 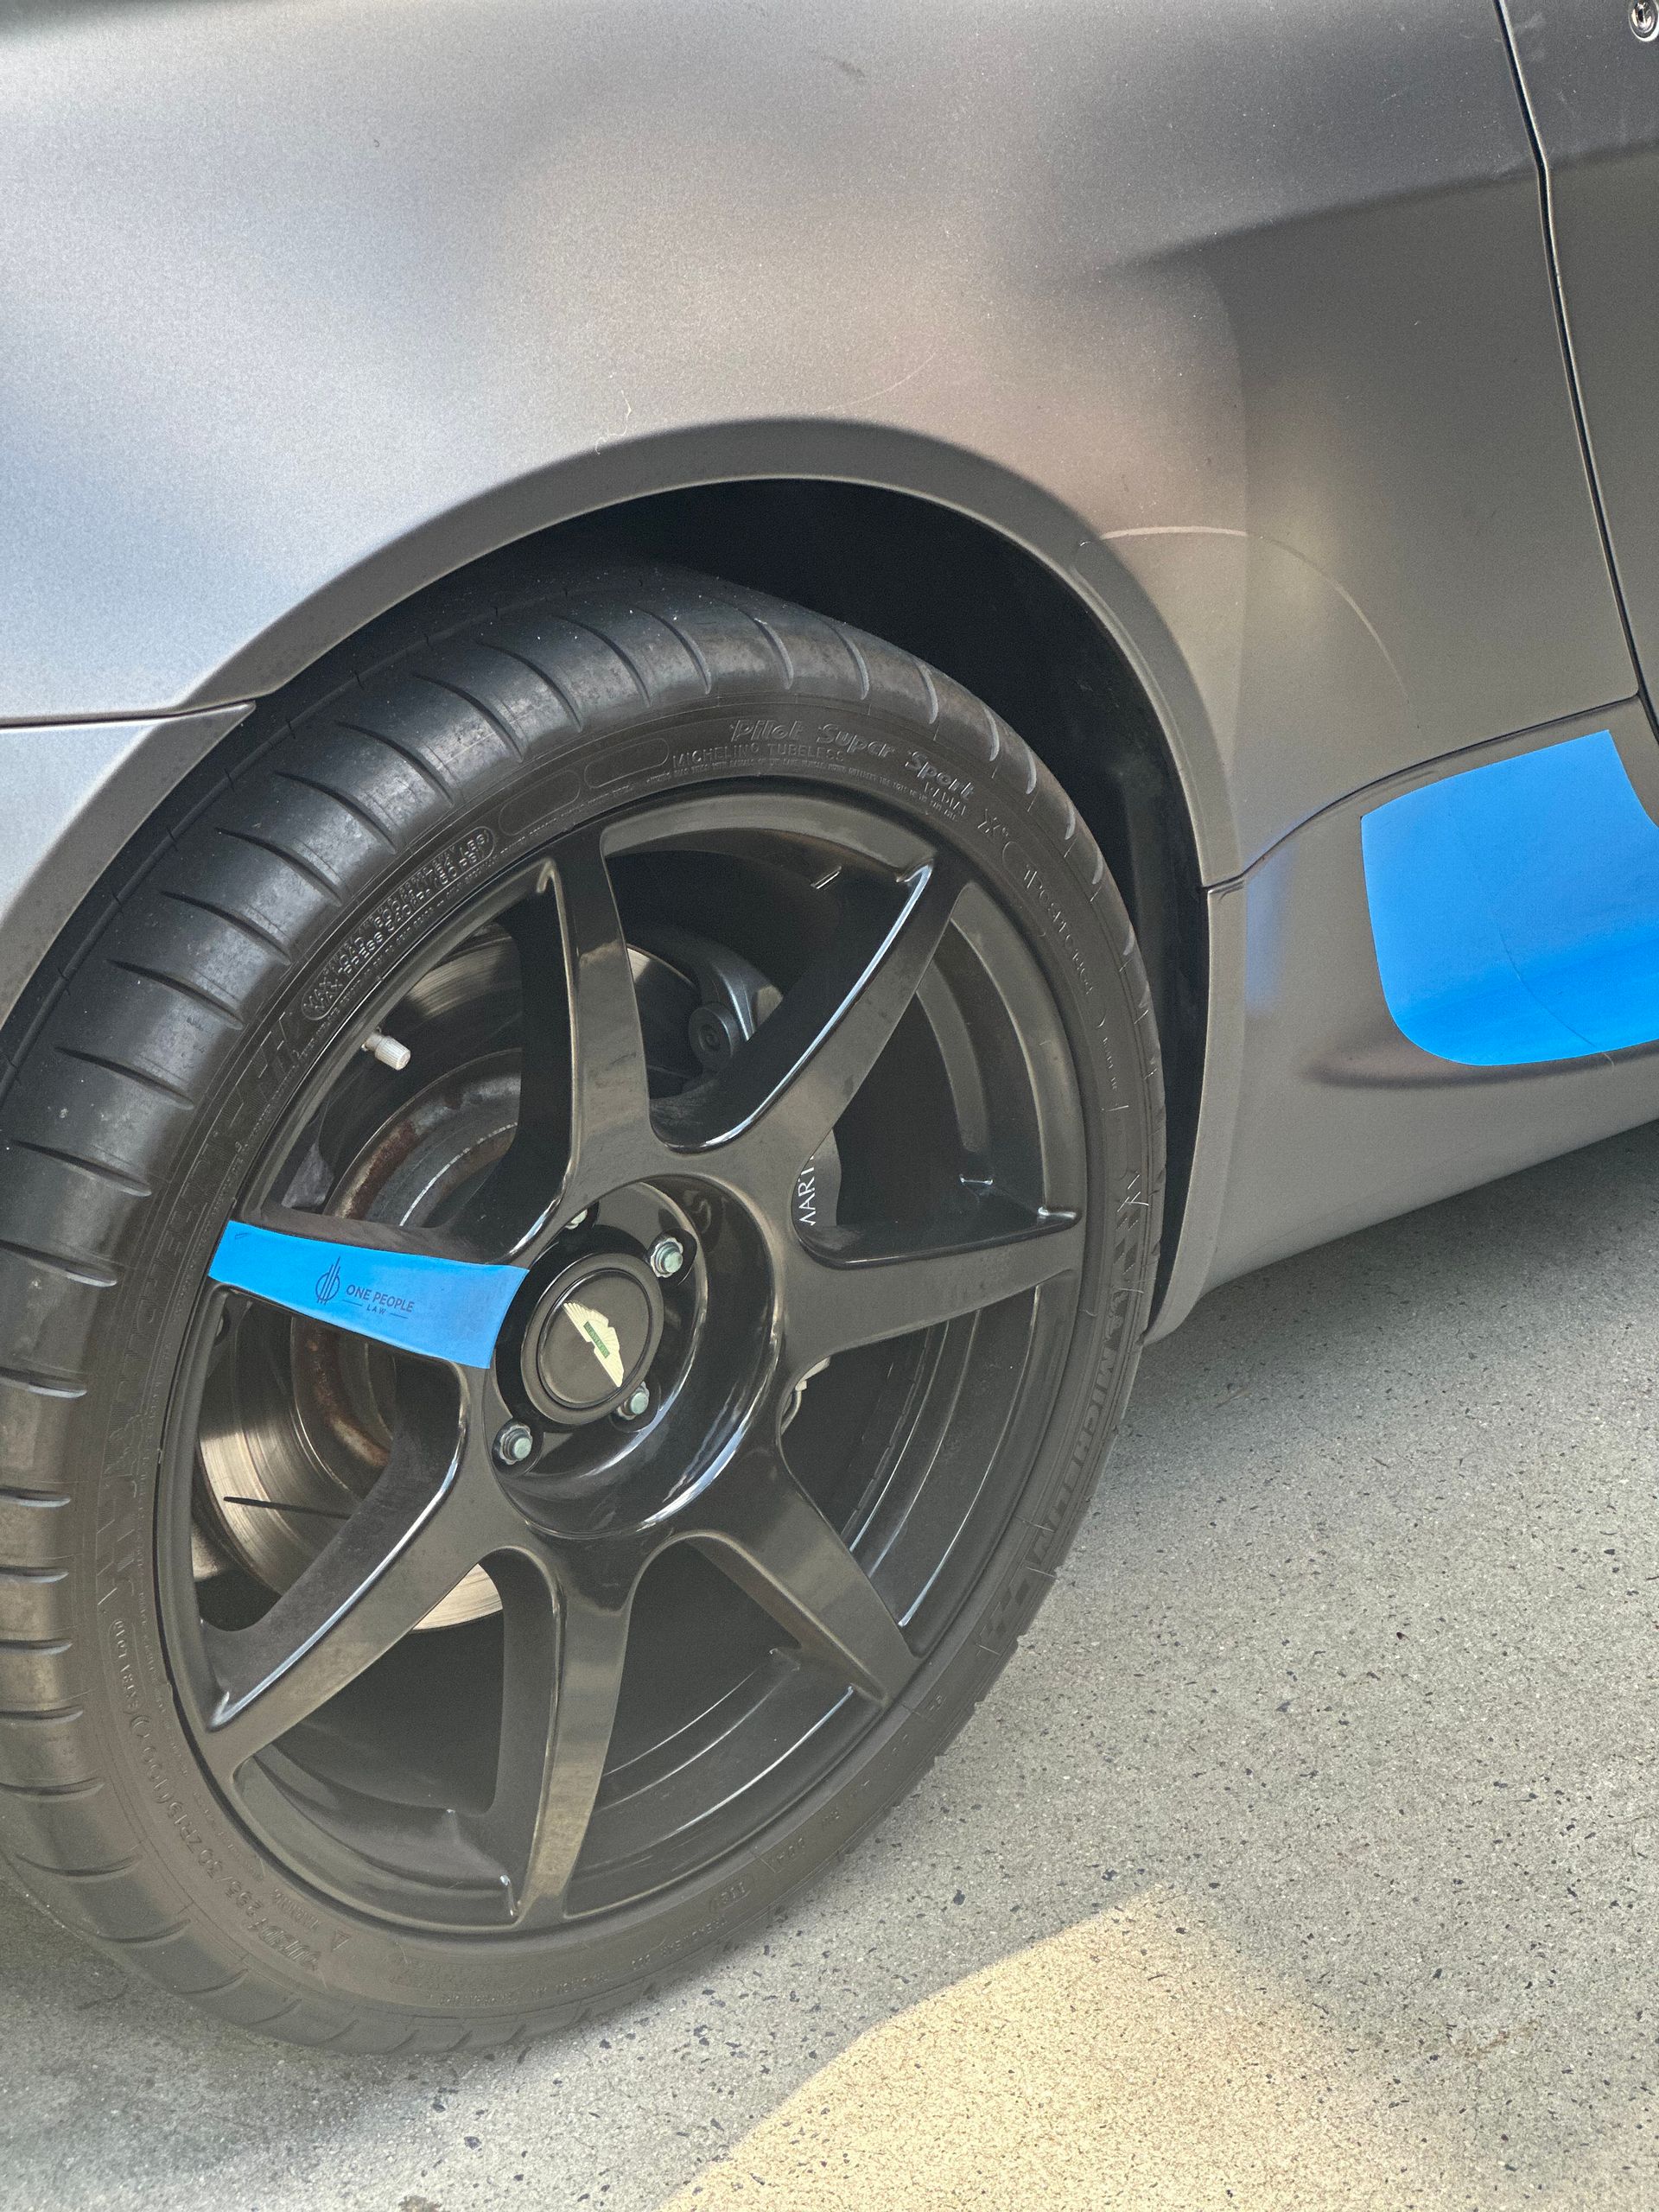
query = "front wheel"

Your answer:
(0, 565), (1161, 2048)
